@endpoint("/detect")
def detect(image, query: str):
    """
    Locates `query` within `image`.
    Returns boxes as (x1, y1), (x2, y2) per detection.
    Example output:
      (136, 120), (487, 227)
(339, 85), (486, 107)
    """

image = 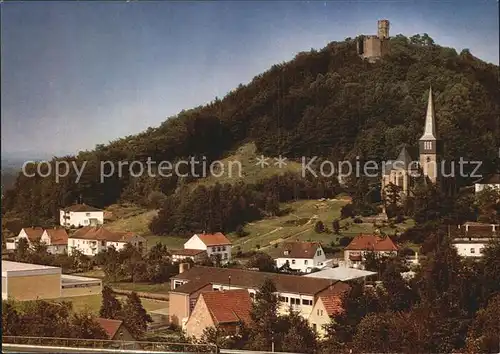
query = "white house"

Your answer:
(60, 204), (104, 228)
(274, 241), (326, 273)
(40, 228), (69, 254)
(68, 226), (147, 256)
(344, 234), (399, 268)
(474, 174), (500, 194)
(6, 227), (44, 250)
(452, 222), (499, 258)
(183, 233), (232, 263)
